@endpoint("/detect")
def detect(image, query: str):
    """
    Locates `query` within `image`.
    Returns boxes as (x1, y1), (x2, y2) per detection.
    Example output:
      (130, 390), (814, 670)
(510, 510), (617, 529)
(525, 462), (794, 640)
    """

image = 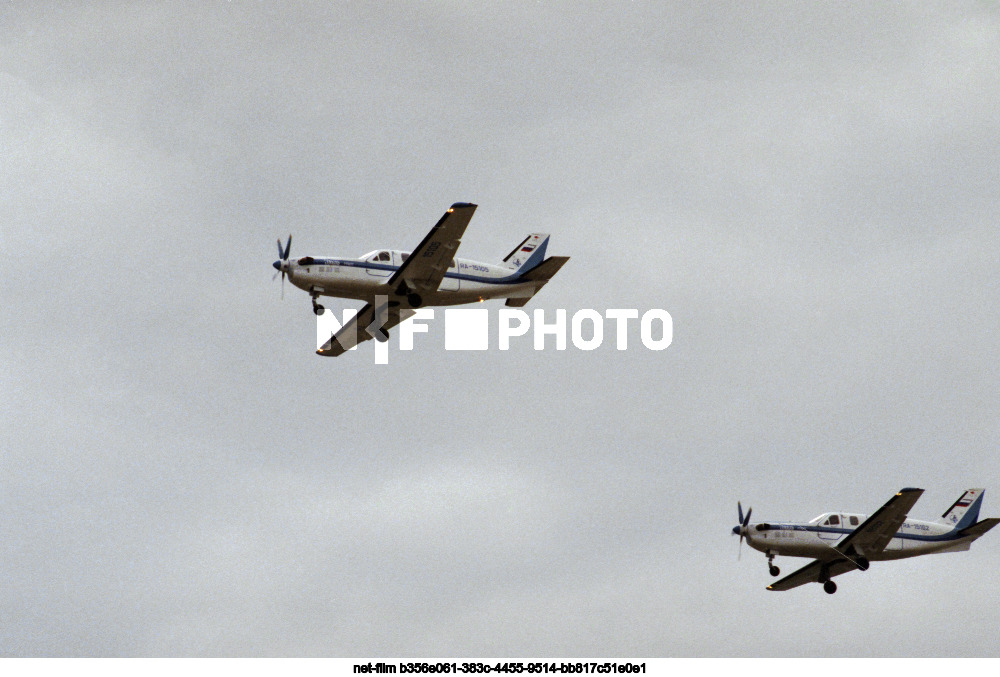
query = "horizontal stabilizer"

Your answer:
(516, 255), (569, 282)
(960, 518), (1000, 540)
(505, 256), (570, 307)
